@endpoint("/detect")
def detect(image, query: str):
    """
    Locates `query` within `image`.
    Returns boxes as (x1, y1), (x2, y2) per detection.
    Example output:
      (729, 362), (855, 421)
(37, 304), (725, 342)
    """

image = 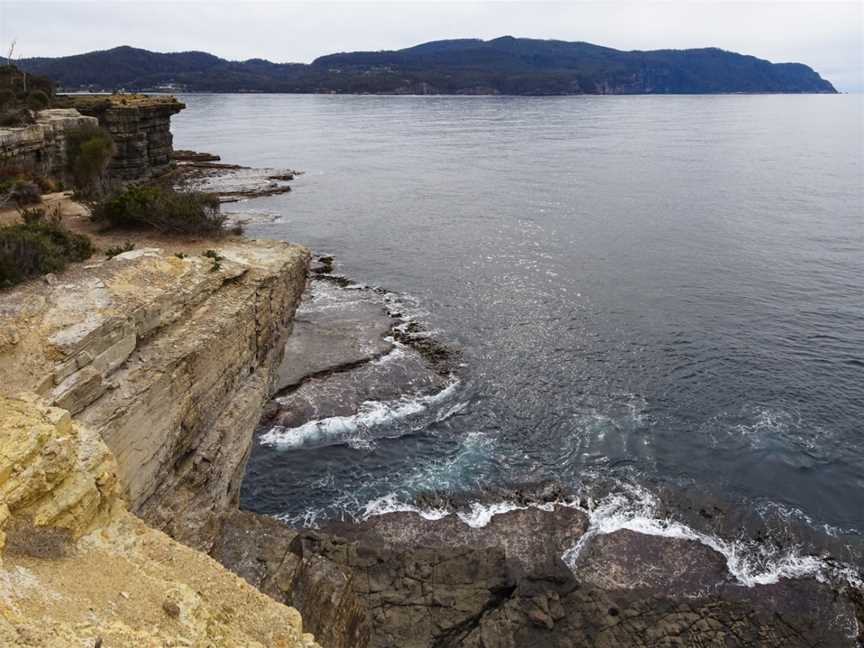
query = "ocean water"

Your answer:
(172, 94), (864, 569)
